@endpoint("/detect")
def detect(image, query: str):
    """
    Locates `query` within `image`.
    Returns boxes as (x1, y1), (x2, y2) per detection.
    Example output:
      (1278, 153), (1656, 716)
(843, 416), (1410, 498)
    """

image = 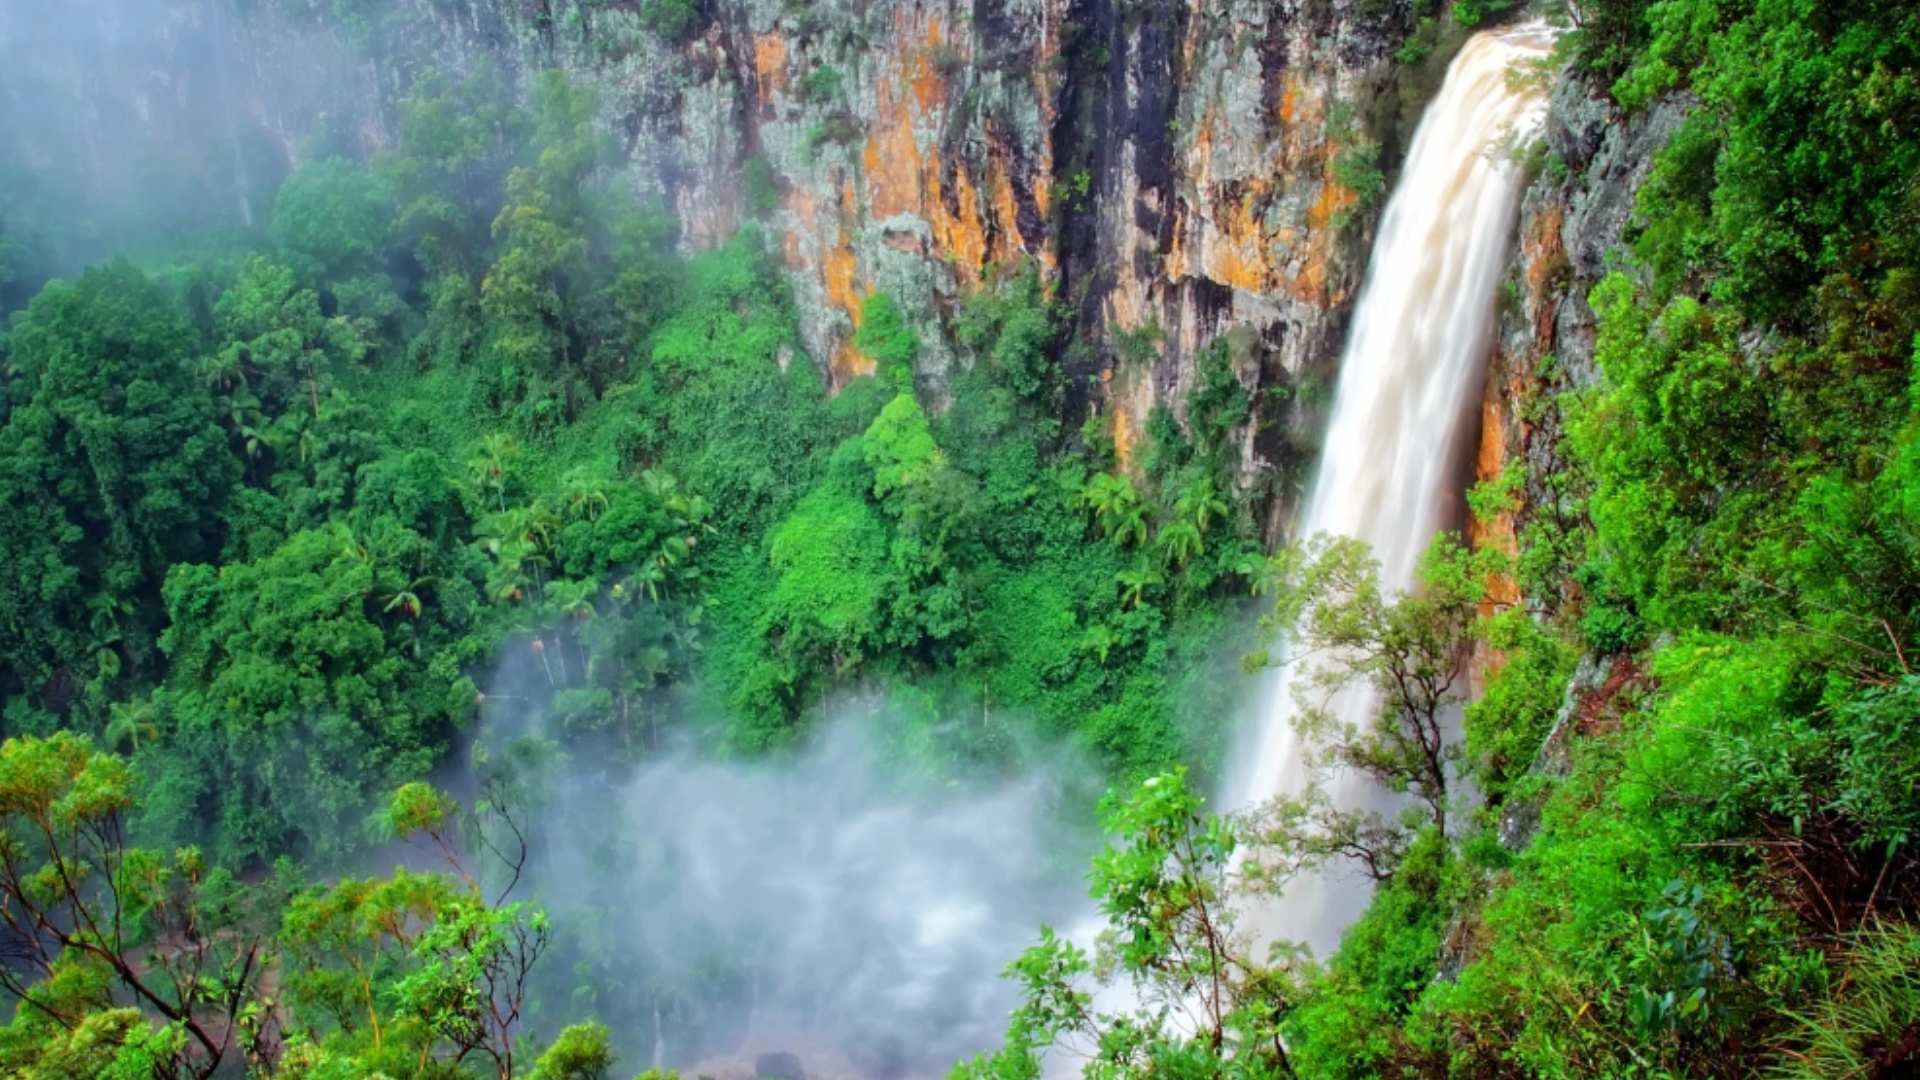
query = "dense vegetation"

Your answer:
(966, 2), (1920, 1079)
(0, 46), (1272, 1080)
(4, 0), (1917, 1077)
